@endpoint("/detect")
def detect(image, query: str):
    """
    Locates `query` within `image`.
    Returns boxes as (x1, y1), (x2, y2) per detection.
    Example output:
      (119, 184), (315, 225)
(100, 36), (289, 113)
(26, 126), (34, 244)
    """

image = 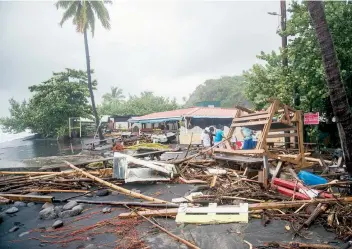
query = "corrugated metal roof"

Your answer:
(129, 107), (238, 122)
